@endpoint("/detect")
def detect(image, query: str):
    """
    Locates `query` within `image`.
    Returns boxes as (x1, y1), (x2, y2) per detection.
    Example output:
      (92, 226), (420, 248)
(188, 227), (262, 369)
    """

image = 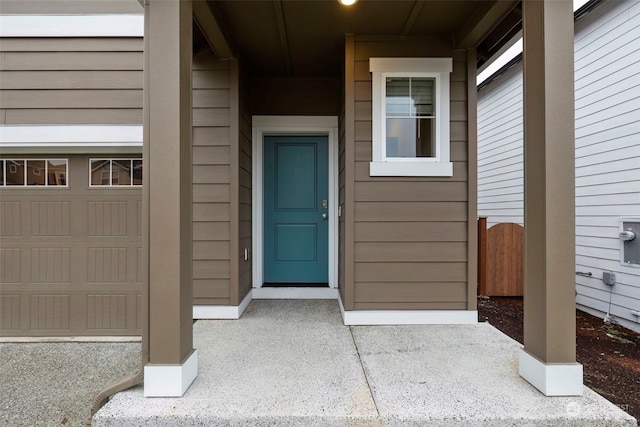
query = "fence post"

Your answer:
(478, 216), (488, 295)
